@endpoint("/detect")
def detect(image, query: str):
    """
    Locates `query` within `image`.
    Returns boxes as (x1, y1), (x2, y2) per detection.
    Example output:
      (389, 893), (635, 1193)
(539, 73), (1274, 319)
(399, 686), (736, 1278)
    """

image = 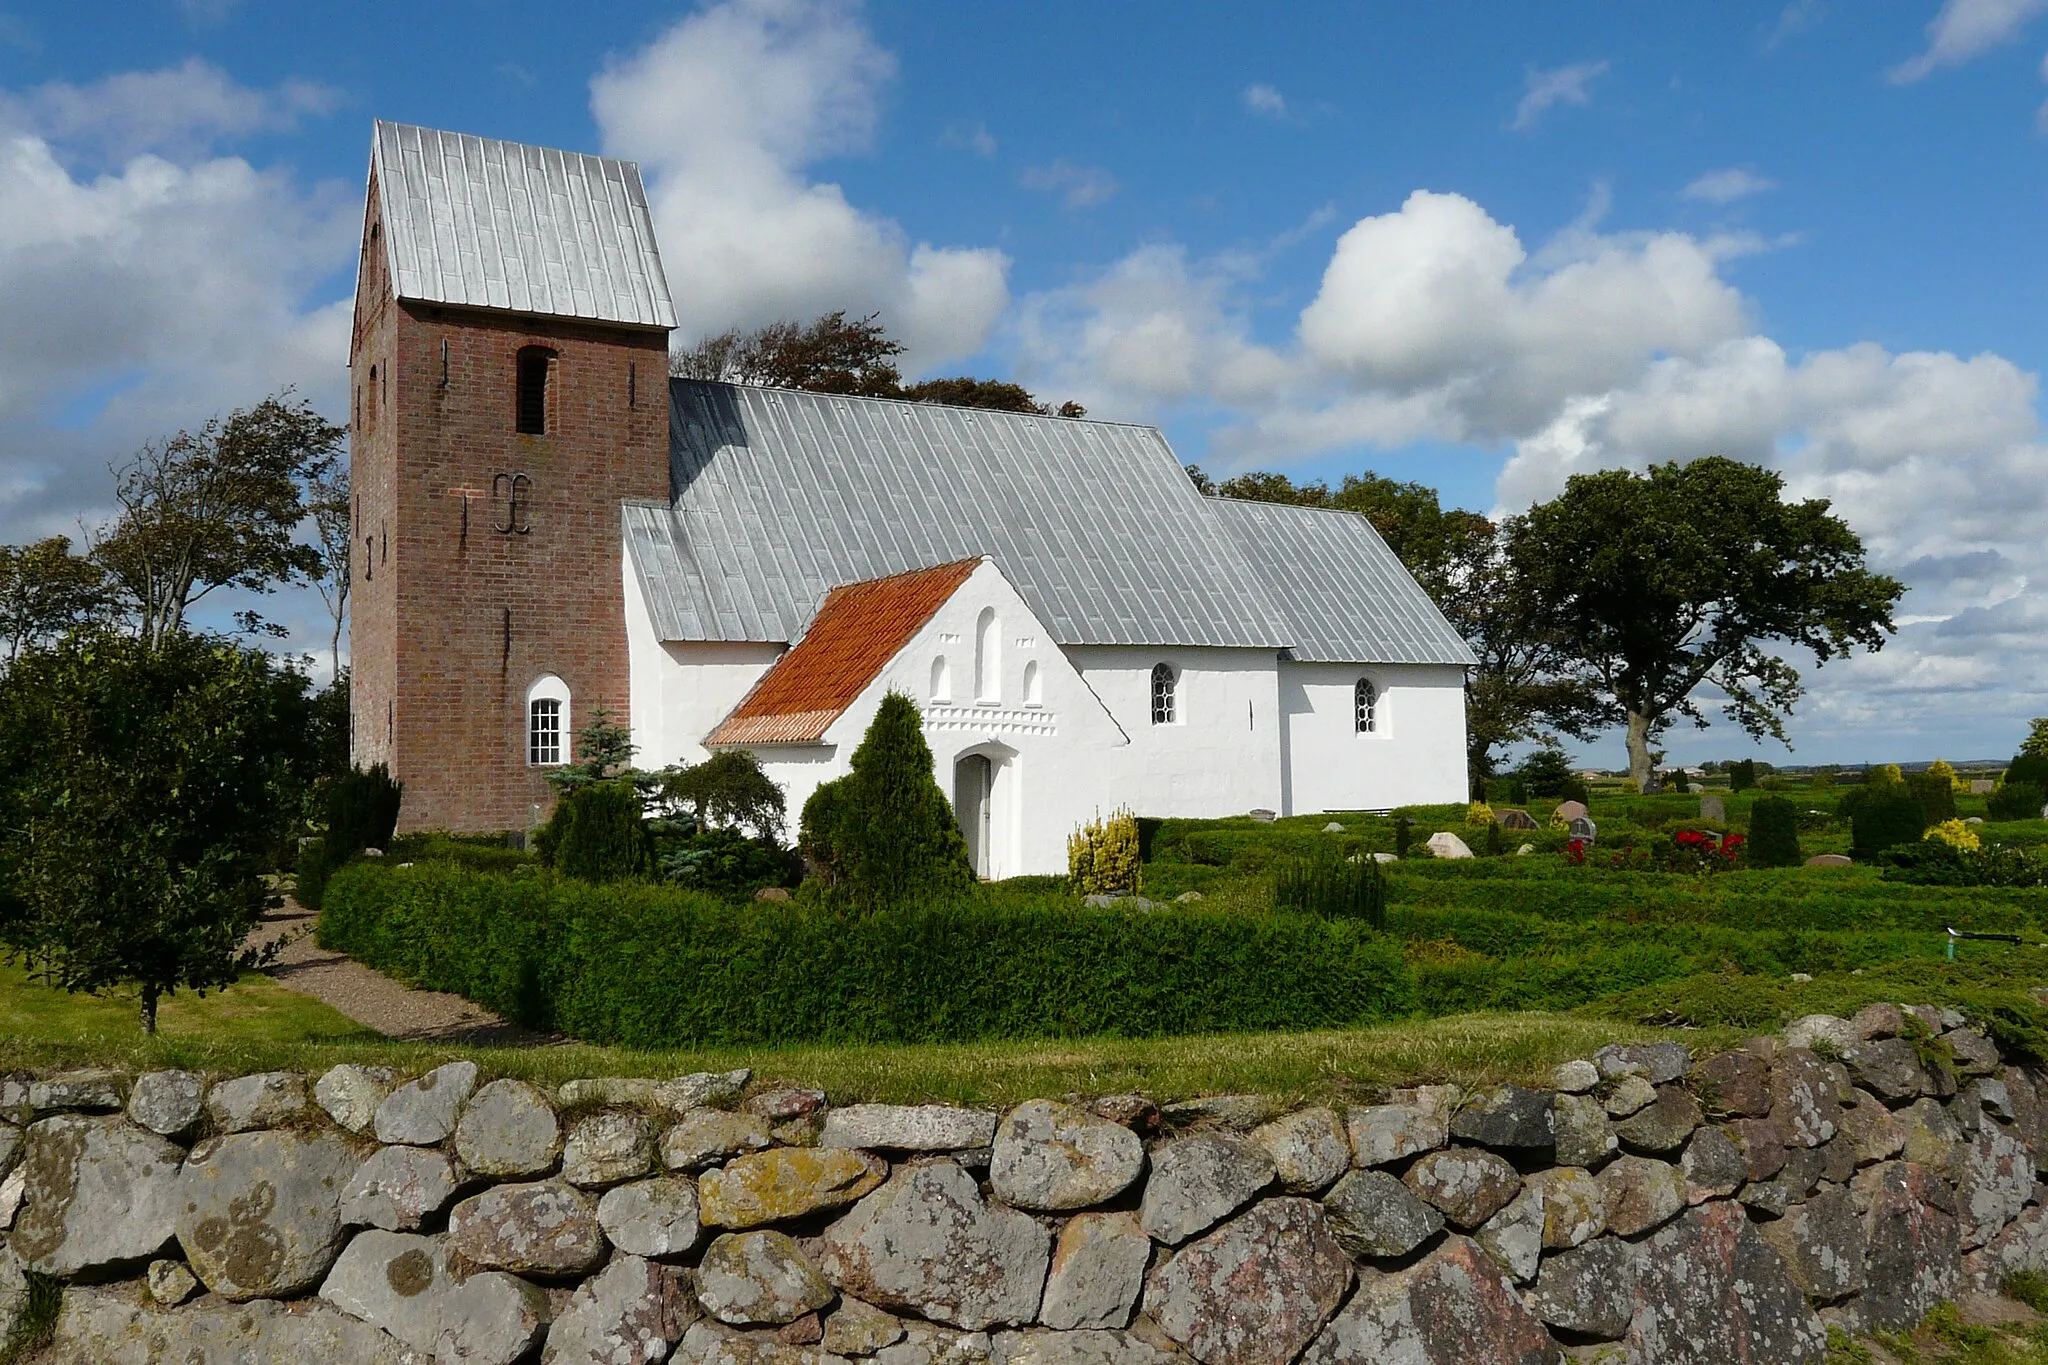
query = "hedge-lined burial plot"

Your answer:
(318, 864), (1414, 1048)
